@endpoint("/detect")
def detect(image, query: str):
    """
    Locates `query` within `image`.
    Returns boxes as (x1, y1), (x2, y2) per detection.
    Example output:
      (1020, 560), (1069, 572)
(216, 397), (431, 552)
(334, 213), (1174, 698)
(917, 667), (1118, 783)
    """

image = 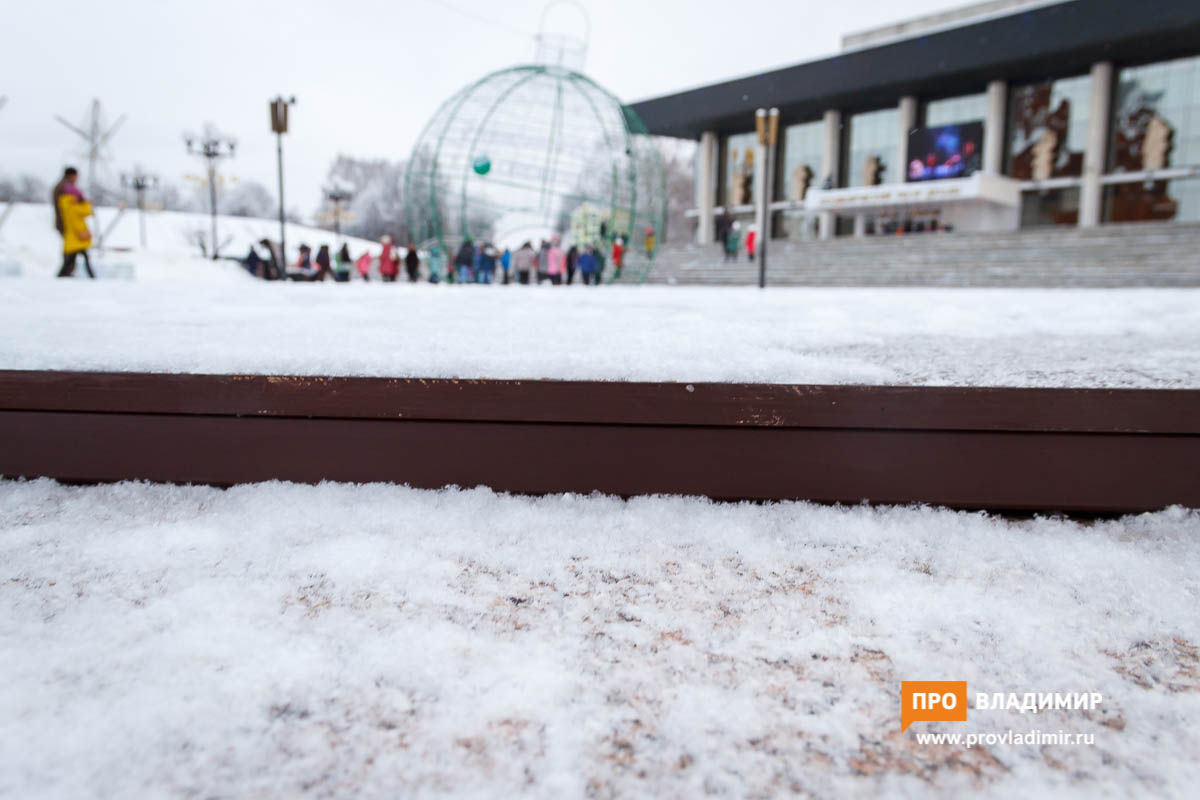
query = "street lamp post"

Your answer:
(755, 107), (779, 289)
(121, 171), (158, 248)
(185, 127), (236, 260)
(270, 96), (296, 274)
(324, 186), (354, 243)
